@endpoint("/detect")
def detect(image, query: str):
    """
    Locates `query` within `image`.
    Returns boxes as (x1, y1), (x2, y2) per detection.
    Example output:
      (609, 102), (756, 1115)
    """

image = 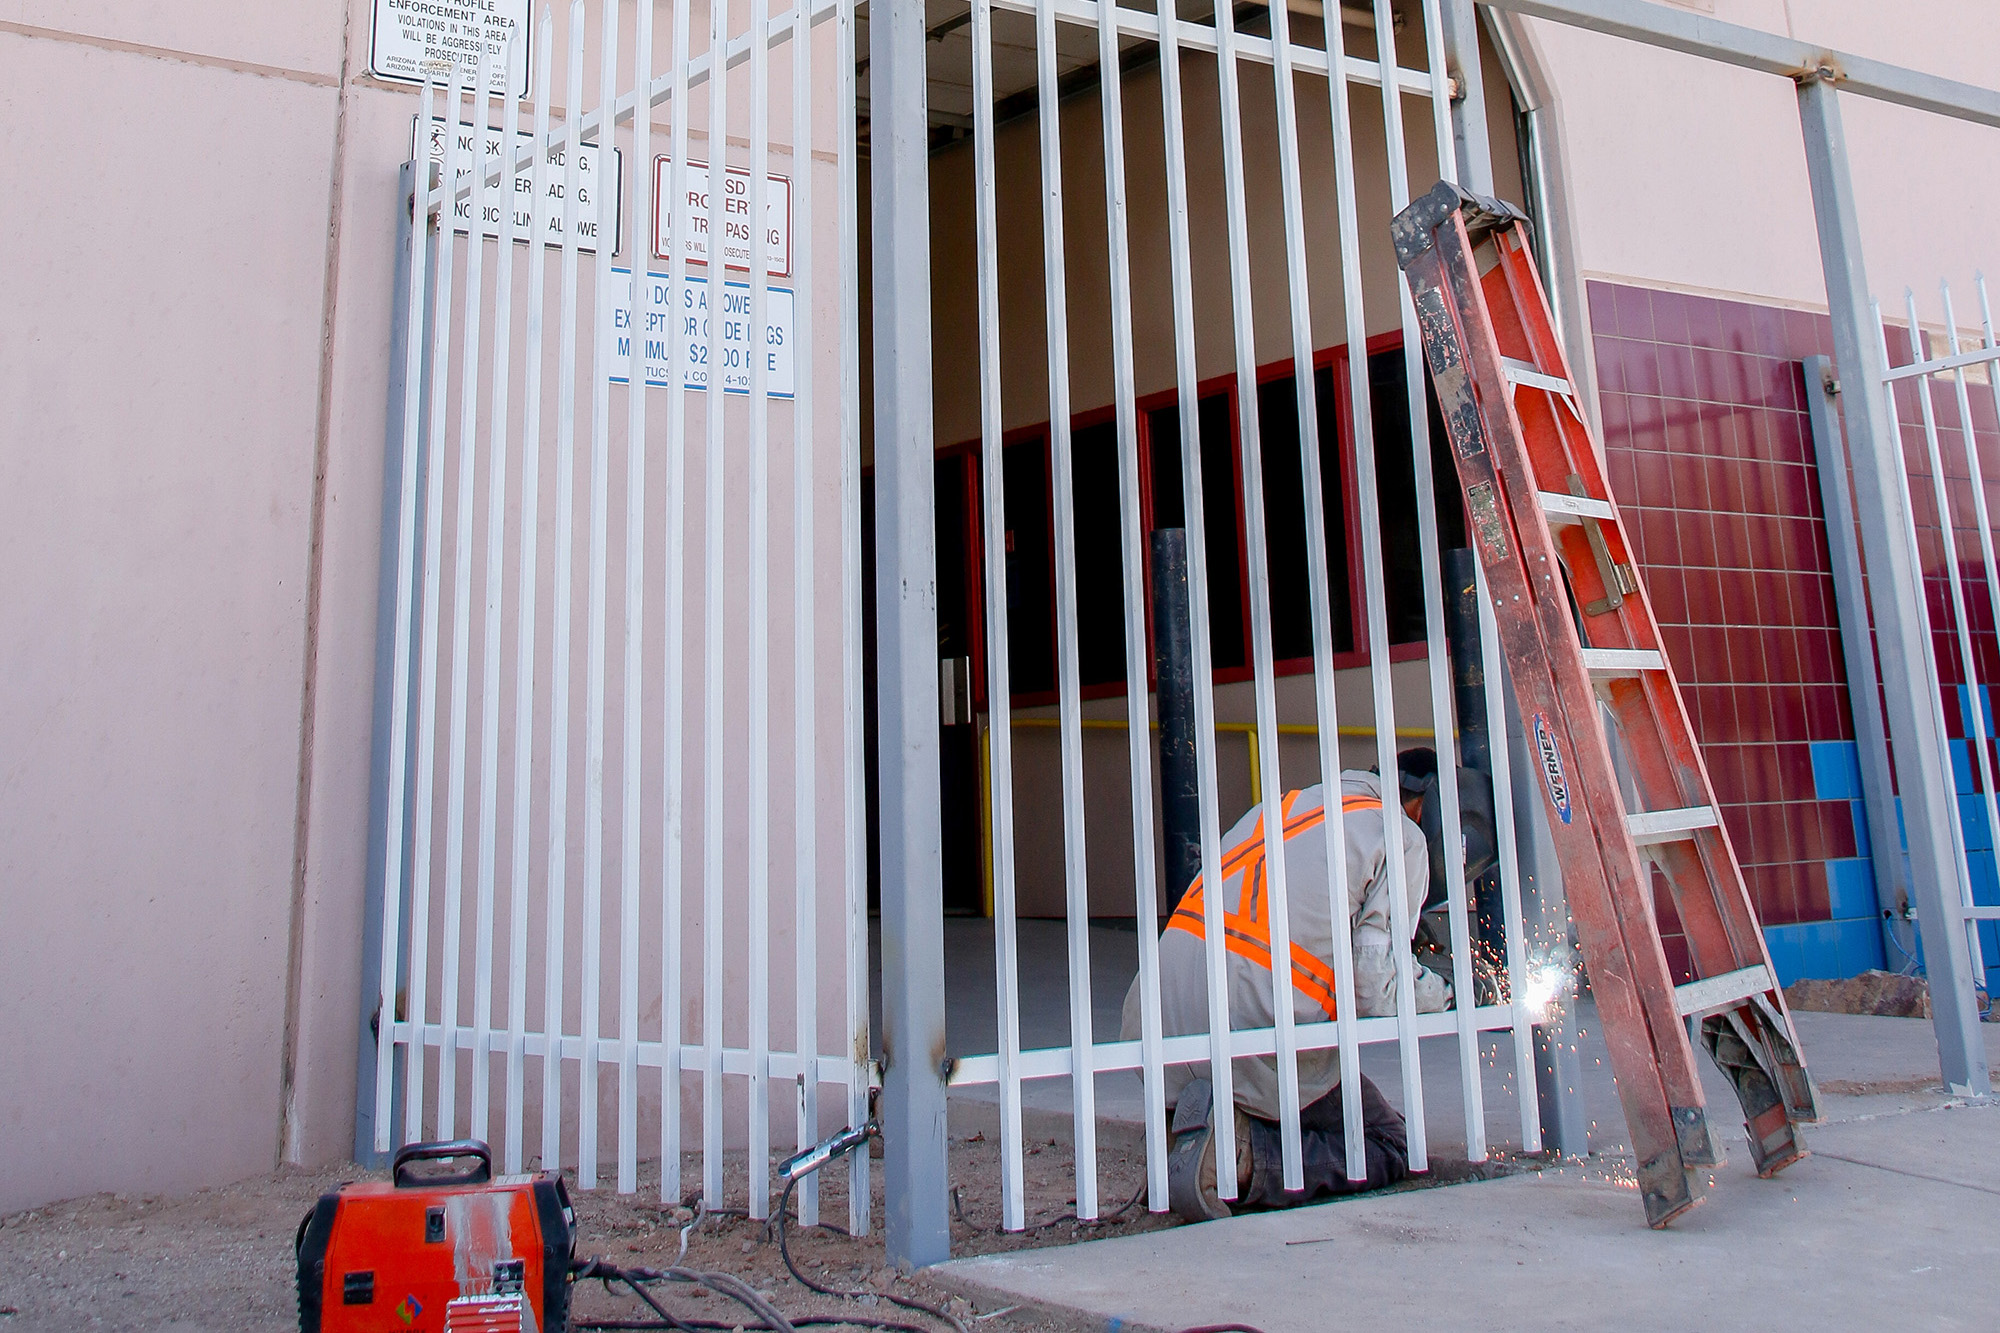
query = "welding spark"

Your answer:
(1521, 956), (1574, 1018)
